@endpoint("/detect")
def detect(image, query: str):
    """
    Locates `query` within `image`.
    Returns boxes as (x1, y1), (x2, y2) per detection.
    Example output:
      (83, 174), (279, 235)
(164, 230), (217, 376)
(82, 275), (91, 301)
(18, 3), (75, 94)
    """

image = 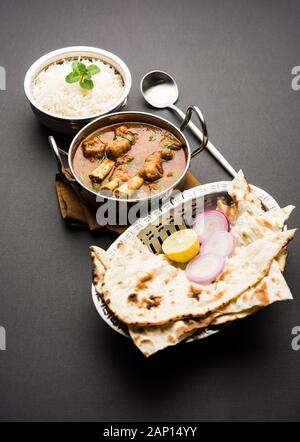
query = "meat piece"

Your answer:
(104, 125), (136, 160)
(106, 137), (131, 159)
(160, 135), (182, 150)
(160, 147), (174, 160)
(89, 159), (115, 184)
(138, 151), (163, 182)
(115, 176), (144, 198)
(115, 126), (136, 144)
(101, 166), (129, 191)
(101, 178), (121, 192)
(167, 170), (175, 177)
(115, 155), (134, 166)
(82, 137), (105, 159)
(148, 182), (158, 191)
(113, 165), (130, 182)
